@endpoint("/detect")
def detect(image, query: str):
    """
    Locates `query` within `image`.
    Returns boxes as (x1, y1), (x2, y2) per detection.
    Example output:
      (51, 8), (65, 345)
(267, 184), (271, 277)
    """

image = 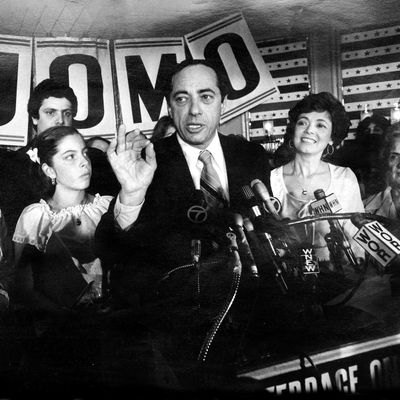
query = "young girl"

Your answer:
(11, 125), (163, 390)
(13, 126), (113, 316)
